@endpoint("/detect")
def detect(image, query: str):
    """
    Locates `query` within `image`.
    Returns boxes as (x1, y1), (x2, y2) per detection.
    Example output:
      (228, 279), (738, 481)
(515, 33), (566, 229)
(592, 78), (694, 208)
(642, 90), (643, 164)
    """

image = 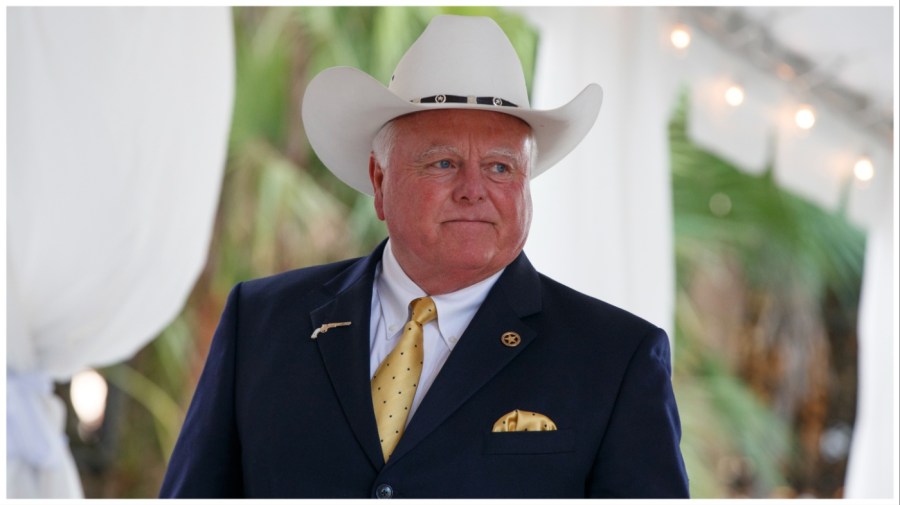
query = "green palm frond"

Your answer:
(671, 88), (864, 497)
